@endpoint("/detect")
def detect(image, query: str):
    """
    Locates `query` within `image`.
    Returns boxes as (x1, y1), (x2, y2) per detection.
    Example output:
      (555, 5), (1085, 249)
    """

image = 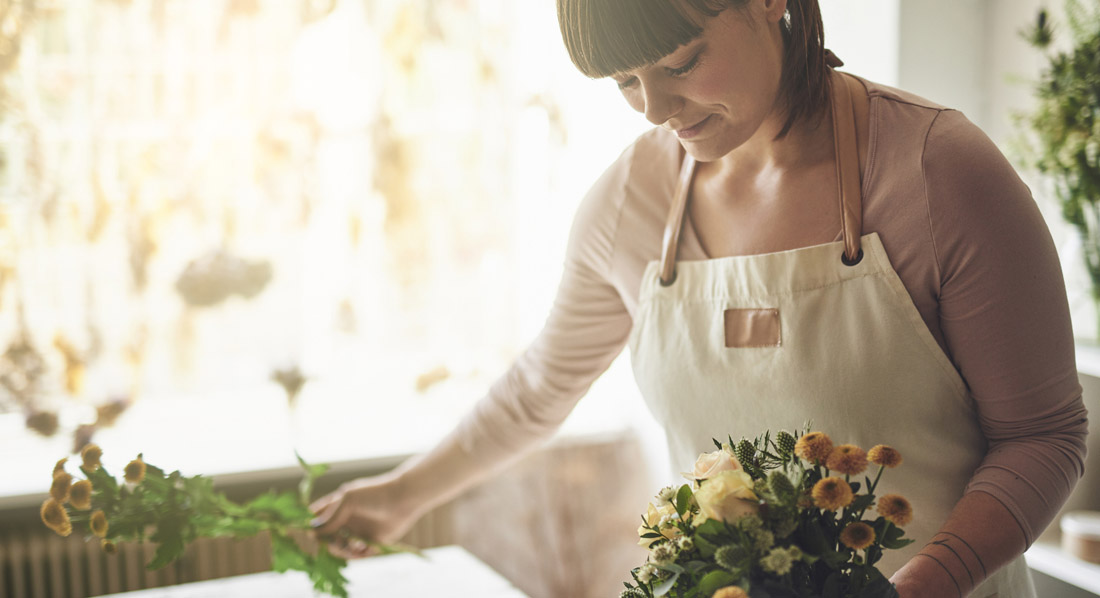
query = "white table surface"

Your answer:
(93, 545), (529, 598)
